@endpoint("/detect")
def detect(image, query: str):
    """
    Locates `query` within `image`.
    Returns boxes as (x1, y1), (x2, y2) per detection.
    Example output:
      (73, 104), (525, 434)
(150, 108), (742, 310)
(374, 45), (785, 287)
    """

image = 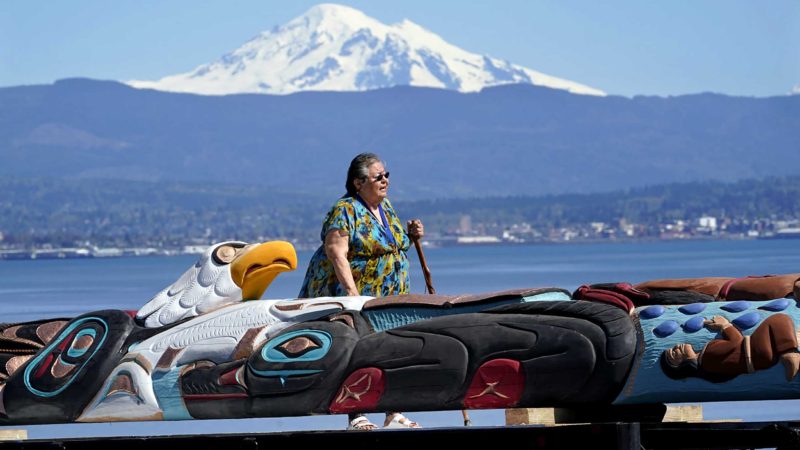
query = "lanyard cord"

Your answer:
(355, 195), (397, 247)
